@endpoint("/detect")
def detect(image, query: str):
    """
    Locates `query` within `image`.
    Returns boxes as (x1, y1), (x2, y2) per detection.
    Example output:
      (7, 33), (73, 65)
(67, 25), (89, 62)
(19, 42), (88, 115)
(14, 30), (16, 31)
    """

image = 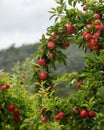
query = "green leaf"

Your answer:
(68, 0), (72, 6)
(49, 14), (56, 20)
